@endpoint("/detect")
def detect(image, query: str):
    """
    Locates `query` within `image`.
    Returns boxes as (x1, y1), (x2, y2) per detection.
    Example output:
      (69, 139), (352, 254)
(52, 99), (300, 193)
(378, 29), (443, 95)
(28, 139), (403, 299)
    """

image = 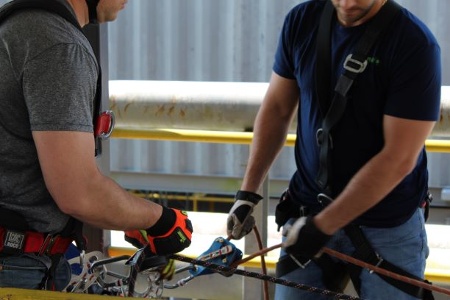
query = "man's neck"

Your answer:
(66, 0), (89, 27)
